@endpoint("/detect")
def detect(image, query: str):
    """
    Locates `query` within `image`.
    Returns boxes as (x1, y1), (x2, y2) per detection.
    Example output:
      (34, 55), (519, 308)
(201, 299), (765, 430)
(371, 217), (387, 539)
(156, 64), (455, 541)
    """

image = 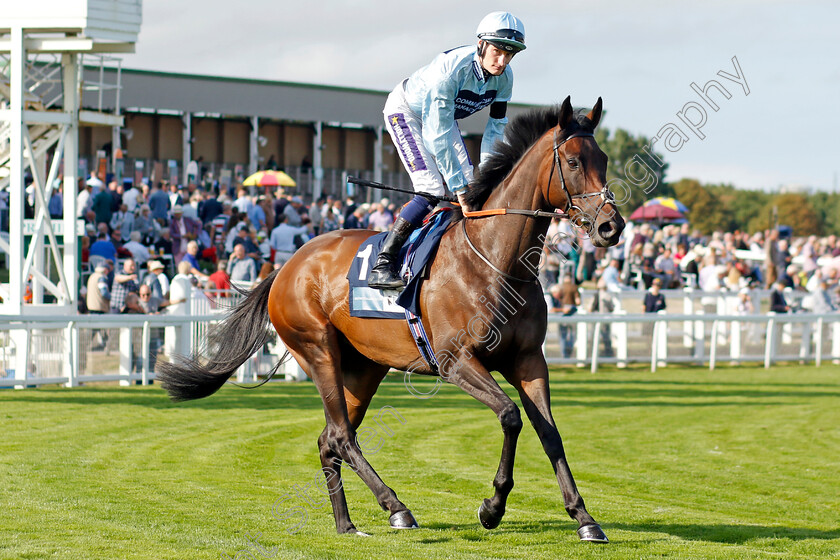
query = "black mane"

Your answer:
(461, 105), (595, 211)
